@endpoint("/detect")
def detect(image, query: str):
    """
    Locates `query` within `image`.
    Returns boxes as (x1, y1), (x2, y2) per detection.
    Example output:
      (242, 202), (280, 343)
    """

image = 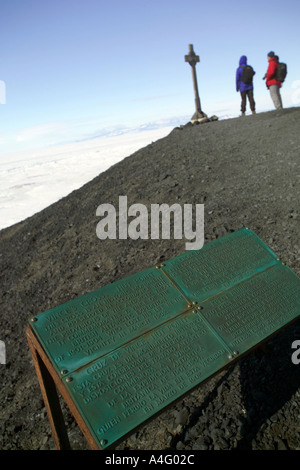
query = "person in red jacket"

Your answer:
(265, 51), (283, 109)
